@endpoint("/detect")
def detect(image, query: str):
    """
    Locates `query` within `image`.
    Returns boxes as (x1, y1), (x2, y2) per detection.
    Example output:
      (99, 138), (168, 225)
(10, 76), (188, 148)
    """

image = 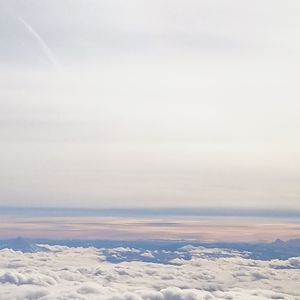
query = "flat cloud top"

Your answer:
(0, 245), (299, 300)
